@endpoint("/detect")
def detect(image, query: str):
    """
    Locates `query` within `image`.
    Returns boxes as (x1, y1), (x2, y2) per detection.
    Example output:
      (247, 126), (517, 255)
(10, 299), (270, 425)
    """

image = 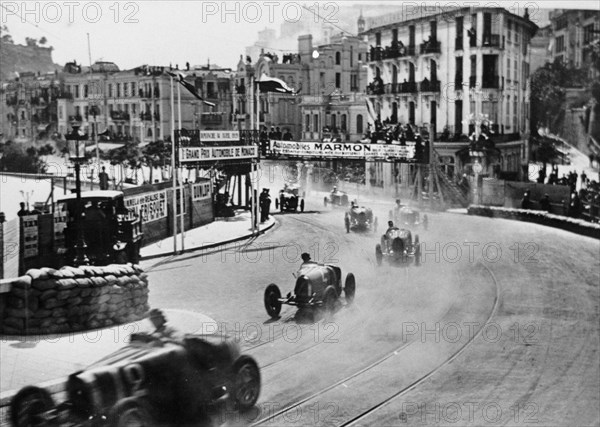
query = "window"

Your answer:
(75, 85), (80, 98)
(131, 82), (136, 97)
(84, 85), (88, 98)
(376, 32), (381, 46)
(584, 23), (597, 44)
(507, 57), (511, 81)
(356, 114), (363, 134)
(350, 74), (358, 91)
(556, 16), (568, 30)
(313, 114), (319, 132)
(320, 72), (326, 89)
(556, 35), (565, 52)
(358, 53), (362, 62)
(84, 106), (89, 119)
(350, 46), (353, 67)
(132, 104), (137, 115)
(335, 73), (341, 88)
(335, 52), (341, 65)
(116, 83), (121, 98)
(305, 114), (310, 131)
(507, 20), (512, 43)
(341, 114), (347, 131)
(124, 83), (129, 97)
(514, 59), (518, 82)
(108, 84), (113, 98)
